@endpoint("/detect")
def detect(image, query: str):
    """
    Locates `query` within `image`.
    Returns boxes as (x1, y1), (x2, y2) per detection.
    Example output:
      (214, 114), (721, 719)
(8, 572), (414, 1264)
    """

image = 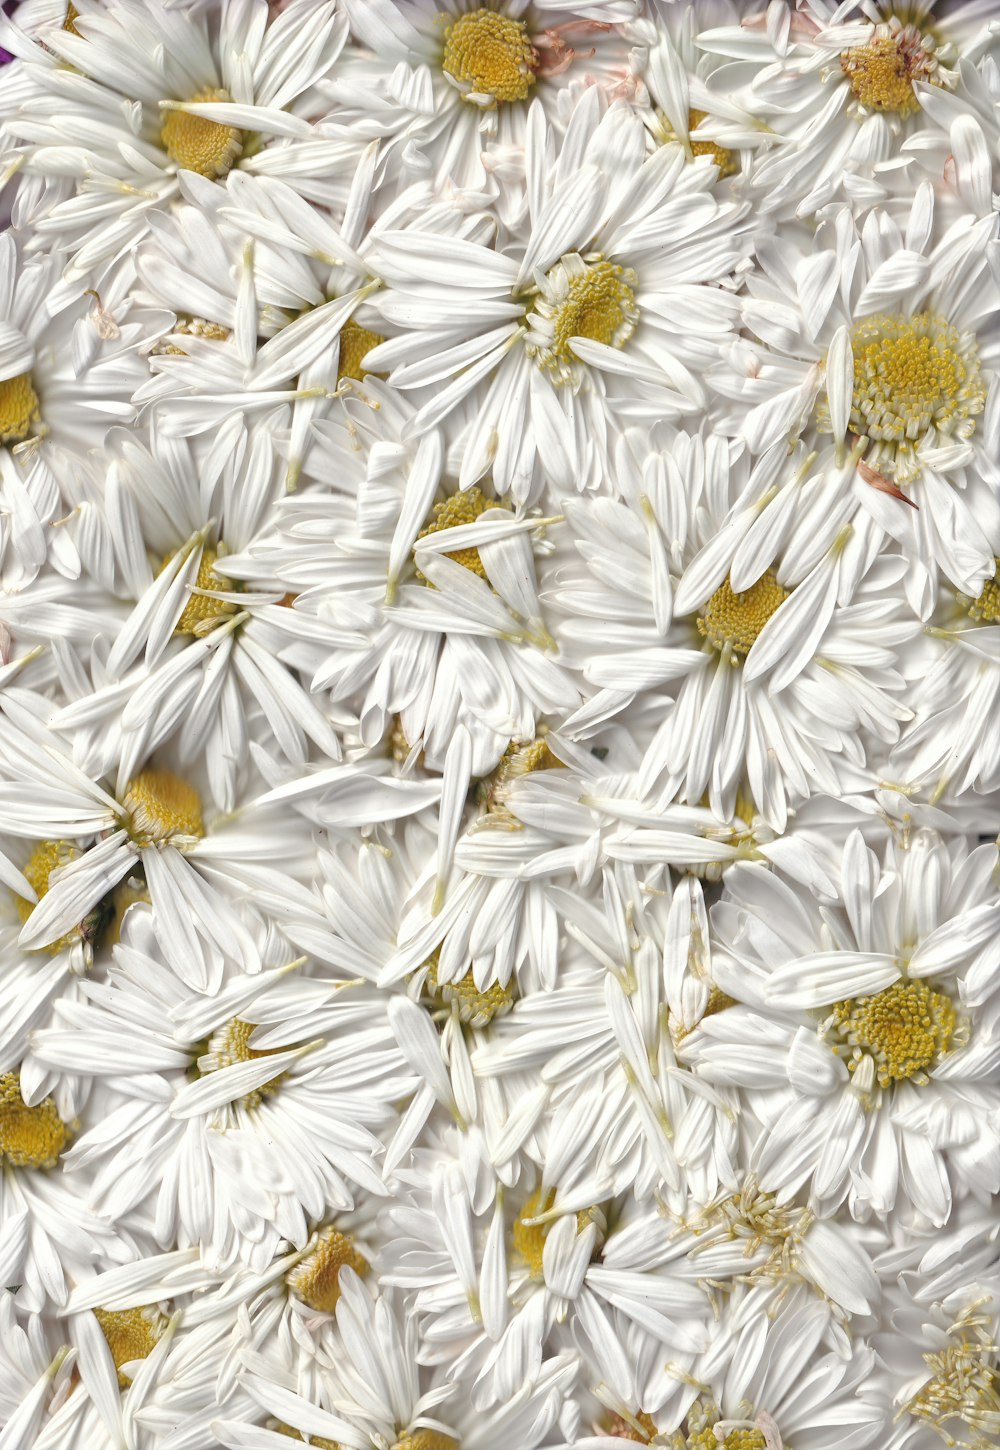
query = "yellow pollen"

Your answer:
(121, 768), (205, 847)
(529, 256), (639, 381)
(827, 980), (956, 1089)
(424, 956), (514, 1027)
(479, 735), (562, 825)
(672, 1403), (775, 1450)
(415, 487), (507, 583)
(286, 1226), (370, 1313)
(688, 109), (736, 176)
(0, 1073), (72, 1169)
(337, 318), (387, 383)
(93, 1307), (163, 1389)
(275, 1428), (341, 1450)
(606, 1411), (658, 1442)
(161, 88), (244, 179)
(64, 2), (80, 34)
(15, 840), (82, 954)
(394, 1432), (458, 1450)
(441, 8), (537, 104)
(159, 546), (238, 636)
(0, 372), (41, 445)
(964, 560), (1000, 624)
(905, 1312), (1000, 1450)
(196, 1018), (288, 1109)
(512, 1187), (598, 1278)
(839, 23), (940, 116)
(698, 570), (788, 661)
